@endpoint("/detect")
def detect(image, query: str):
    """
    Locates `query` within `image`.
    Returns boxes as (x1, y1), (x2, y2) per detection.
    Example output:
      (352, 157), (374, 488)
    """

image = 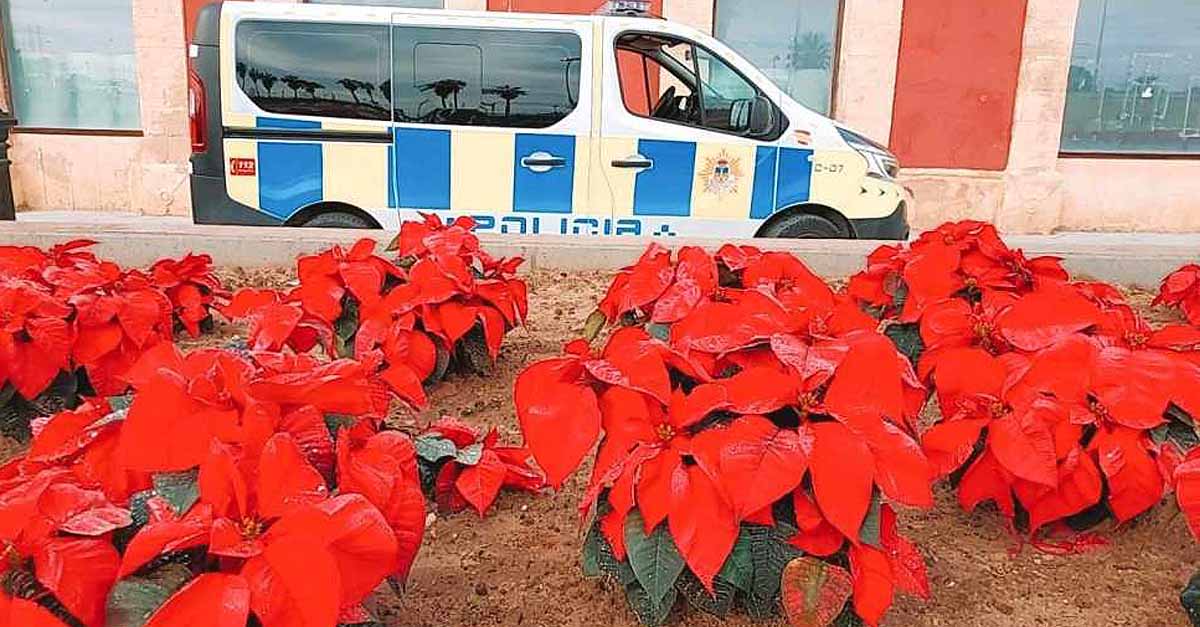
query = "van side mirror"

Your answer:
(747, 96), (774, 137)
